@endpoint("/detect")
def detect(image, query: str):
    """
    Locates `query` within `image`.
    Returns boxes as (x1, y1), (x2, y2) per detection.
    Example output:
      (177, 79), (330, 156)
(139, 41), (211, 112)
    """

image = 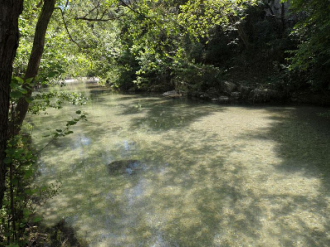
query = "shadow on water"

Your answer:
(108, 95), (227, 132)
(31, 83), (330, 246)
(237, 106), (330, 246)
(37, 131), (232, 246)
(33, 91), (233, 246)
(38, 140), (255, 246)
